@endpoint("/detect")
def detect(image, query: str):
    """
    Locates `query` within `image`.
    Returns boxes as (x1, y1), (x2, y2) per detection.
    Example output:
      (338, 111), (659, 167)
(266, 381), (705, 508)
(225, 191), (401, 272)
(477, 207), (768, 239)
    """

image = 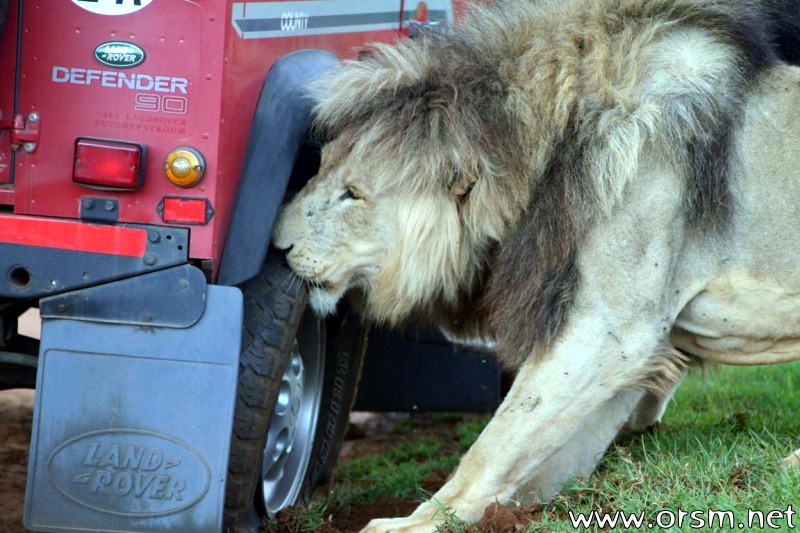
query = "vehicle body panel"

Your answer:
(0, 0), (18, 186)
(2, 0), (407, 272)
